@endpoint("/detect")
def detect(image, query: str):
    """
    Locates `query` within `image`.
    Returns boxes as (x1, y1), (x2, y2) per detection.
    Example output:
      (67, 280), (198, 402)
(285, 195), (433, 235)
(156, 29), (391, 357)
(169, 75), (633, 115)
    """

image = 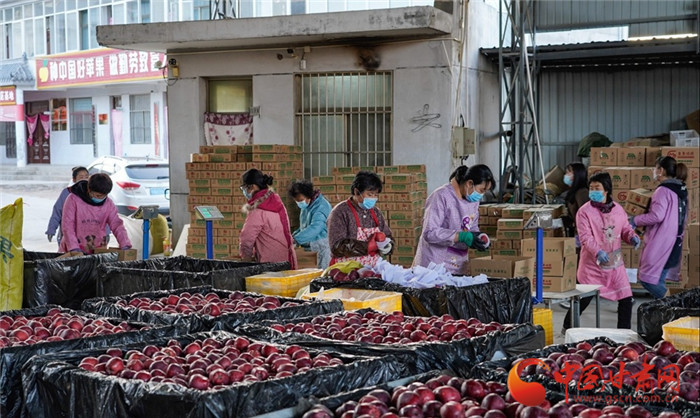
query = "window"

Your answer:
(0, 122), (17, 158)
(2, 24), (9, 60)
(129, 94), (151, 144)
(69, 97), (93, 144)
(208, 79), (252, 113)
(45, 16), (52, 55)
(51, 98), (67, 131)
(34, 18), (44, 56)
(25, 19), (34, 56)
(55, 13), (66, 53)
(79, 10), (89, 50)
(140, 0), (150, 22)
(66, 11), (78, 51)
(296, 72), (392, 178)
(193, 0), (209, 20)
